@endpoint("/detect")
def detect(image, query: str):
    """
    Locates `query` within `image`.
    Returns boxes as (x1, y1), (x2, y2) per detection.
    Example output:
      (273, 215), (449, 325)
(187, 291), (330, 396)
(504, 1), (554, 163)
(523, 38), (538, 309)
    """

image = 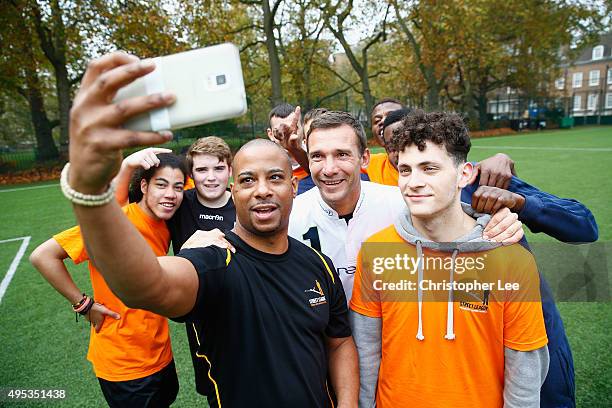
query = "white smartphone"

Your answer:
(114, 43), (248, 132)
